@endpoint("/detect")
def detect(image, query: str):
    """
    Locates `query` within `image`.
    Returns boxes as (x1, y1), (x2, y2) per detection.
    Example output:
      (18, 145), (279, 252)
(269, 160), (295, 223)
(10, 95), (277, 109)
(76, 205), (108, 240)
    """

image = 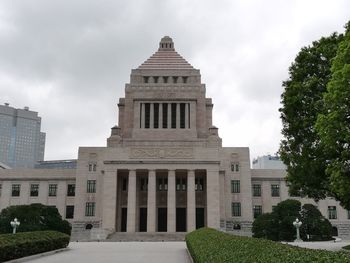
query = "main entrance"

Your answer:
(139, 208), (147, 232)
(176, 208), (186, 232)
